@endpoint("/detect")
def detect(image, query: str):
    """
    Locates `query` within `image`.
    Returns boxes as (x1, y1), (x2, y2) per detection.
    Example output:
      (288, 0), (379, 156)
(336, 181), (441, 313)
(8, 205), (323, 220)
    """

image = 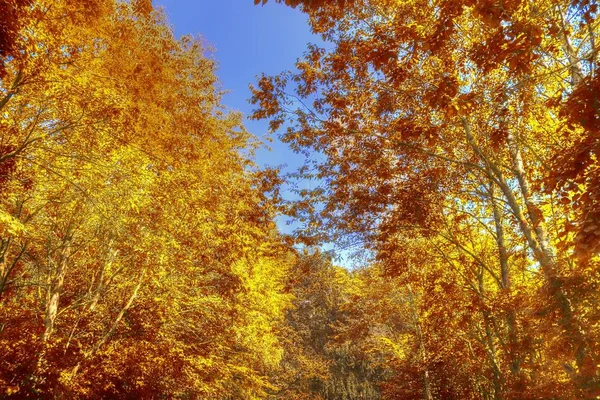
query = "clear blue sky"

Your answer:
(154, 0), (316, 232)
